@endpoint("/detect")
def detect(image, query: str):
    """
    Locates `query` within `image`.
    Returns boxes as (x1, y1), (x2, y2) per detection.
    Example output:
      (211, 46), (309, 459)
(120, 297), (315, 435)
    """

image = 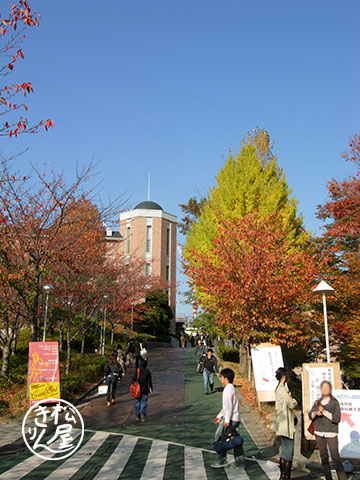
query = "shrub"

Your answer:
(219, 346), (239, 363)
